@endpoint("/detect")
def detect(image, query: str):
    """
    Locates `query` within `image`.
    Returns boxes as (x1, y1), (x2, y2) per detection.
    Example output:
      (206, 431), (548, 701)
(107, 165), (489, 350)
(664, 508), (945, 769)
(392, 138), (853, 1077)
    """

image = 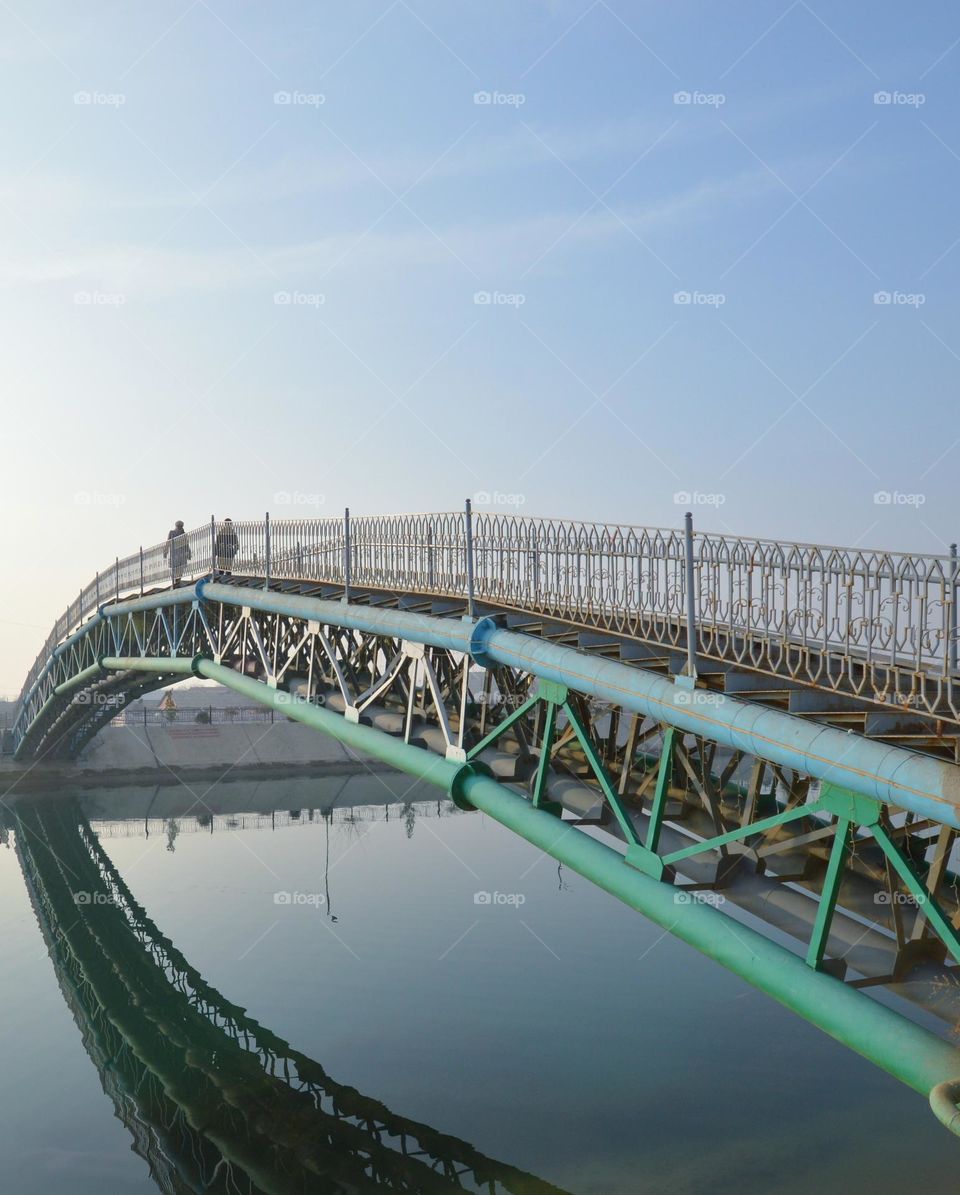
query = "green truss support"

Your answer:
(806, 817), (853, 970)
(560, 696), (640, 847)
(643, 726), (676, 855)
(872, 822), (960, 966)
(465, 693), (539, 760)
(662, 800), (825, 867)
